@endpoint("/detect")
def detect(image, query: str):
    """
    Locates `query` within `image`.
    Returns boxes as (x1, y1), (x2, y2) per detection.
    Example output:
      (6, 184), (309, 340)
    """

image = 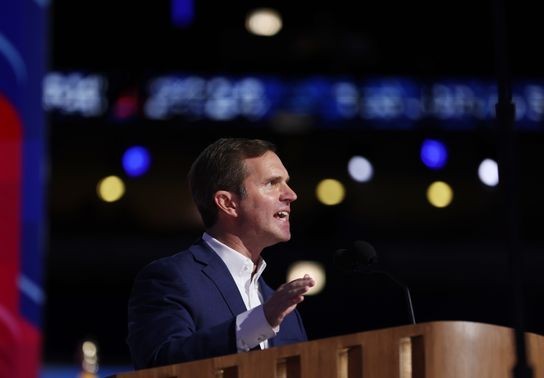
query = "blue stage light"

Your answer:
(122, 146), (151, 177)
(420, 139), (448, 169)
(172, 0), (194, 27)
